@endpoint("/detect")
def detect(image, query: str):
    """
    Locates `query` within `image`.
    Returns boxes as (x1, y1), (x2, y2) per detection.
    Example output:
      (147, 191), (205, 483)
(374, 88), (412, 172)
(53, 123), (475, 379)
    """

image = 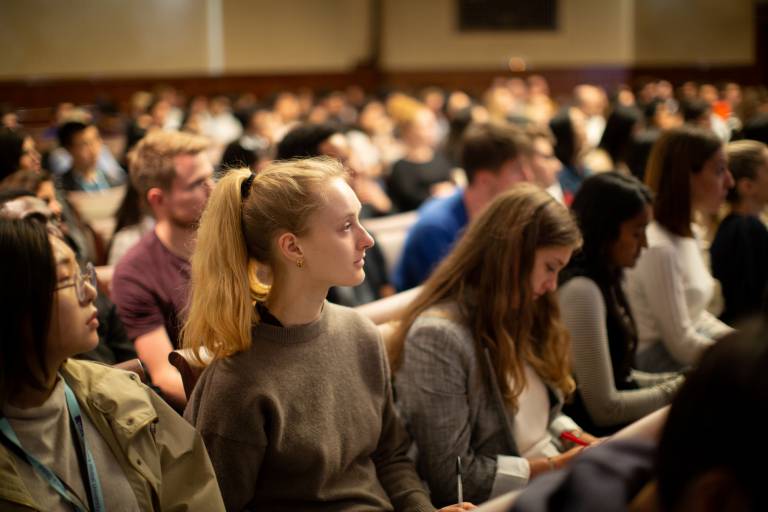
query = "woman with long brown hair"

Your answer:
(625, 126), (734, 373)
(391, 183), (596, 507)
